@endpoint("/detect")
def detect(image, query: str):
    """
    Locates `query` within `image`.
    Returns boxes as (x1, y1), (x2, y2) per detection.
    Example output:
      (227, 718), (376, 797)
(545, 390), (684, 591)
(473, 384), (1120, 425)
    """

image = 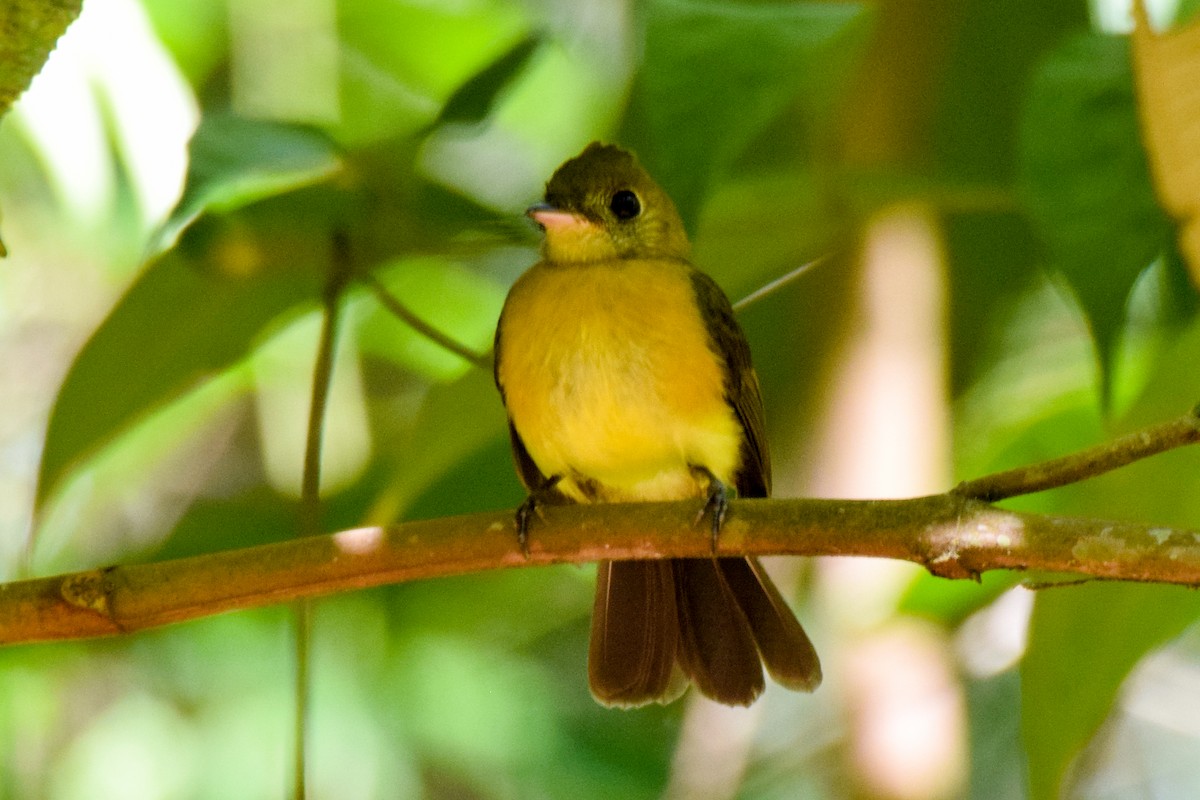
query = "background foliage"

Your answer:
(3, 0), (1200, 798)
